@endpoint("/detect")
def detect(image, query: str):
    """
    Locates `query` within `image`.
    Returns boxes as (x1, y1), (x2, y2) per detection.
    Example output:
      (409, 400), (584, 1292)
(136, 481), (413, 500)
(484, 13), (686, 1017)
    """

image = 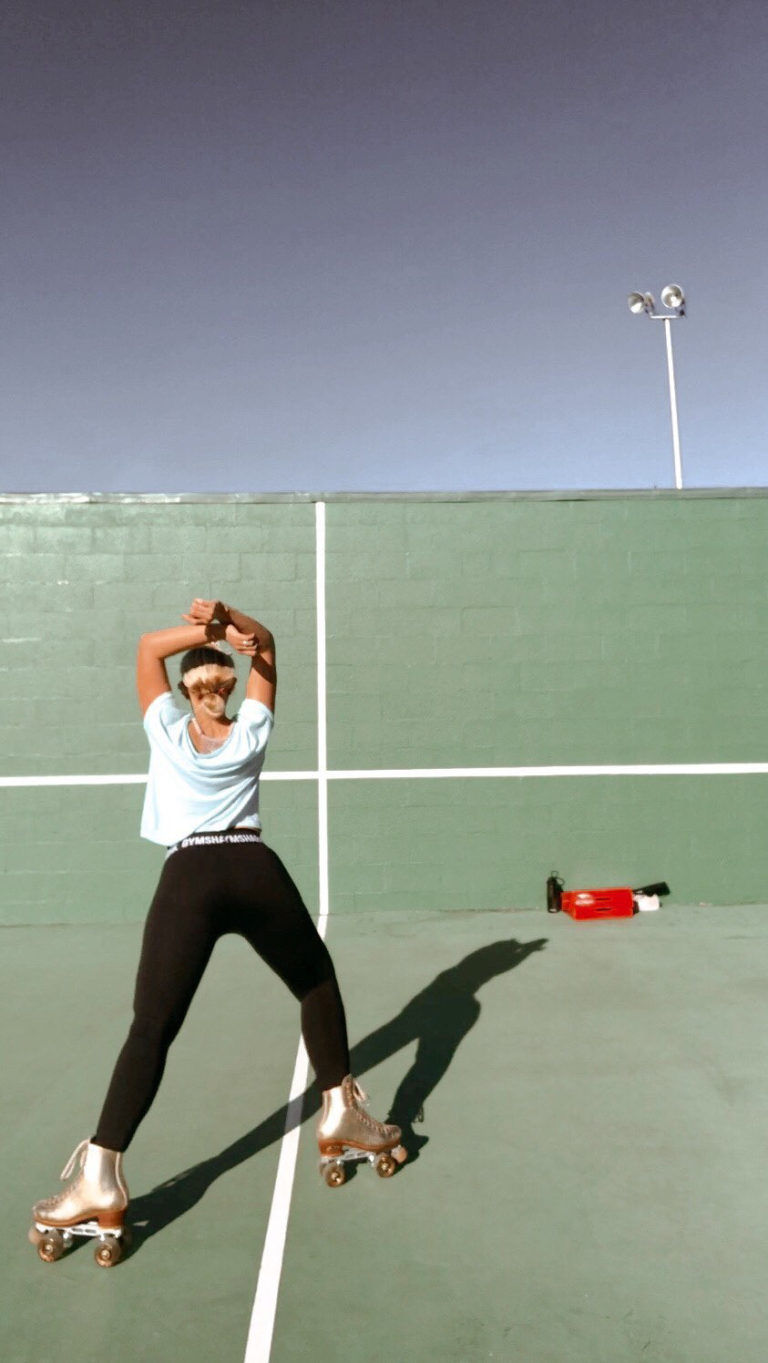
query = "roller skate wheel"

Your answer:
(36, 1228), (66, 1263)
(391, 1144), (408, 1165)
(322, 1160), (346, 1188)
(374, 1152), (397, 1179)
(94, 1236), (122, 1268)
